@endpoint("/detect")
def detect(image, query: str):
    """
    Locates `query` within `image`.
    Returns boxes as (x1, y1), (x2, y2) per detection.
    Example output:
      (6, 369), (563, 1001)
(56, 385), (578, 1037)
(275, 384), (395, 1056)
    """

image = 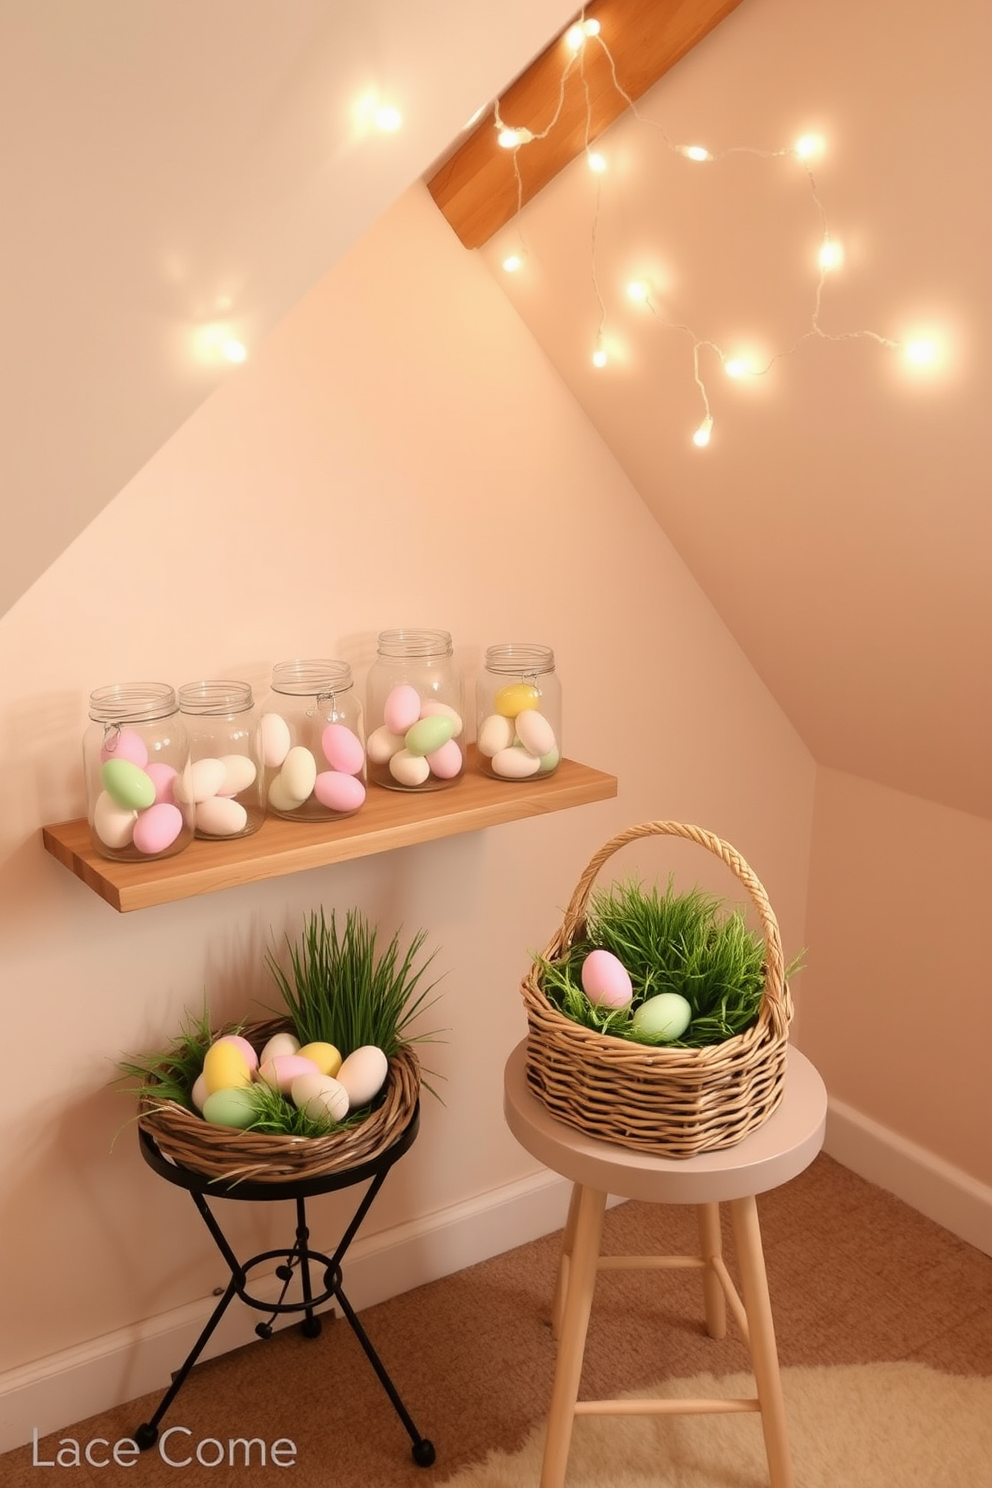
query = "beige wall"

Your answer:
(0, 182), (815, 1398)
(800, 768), (992, 1187)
